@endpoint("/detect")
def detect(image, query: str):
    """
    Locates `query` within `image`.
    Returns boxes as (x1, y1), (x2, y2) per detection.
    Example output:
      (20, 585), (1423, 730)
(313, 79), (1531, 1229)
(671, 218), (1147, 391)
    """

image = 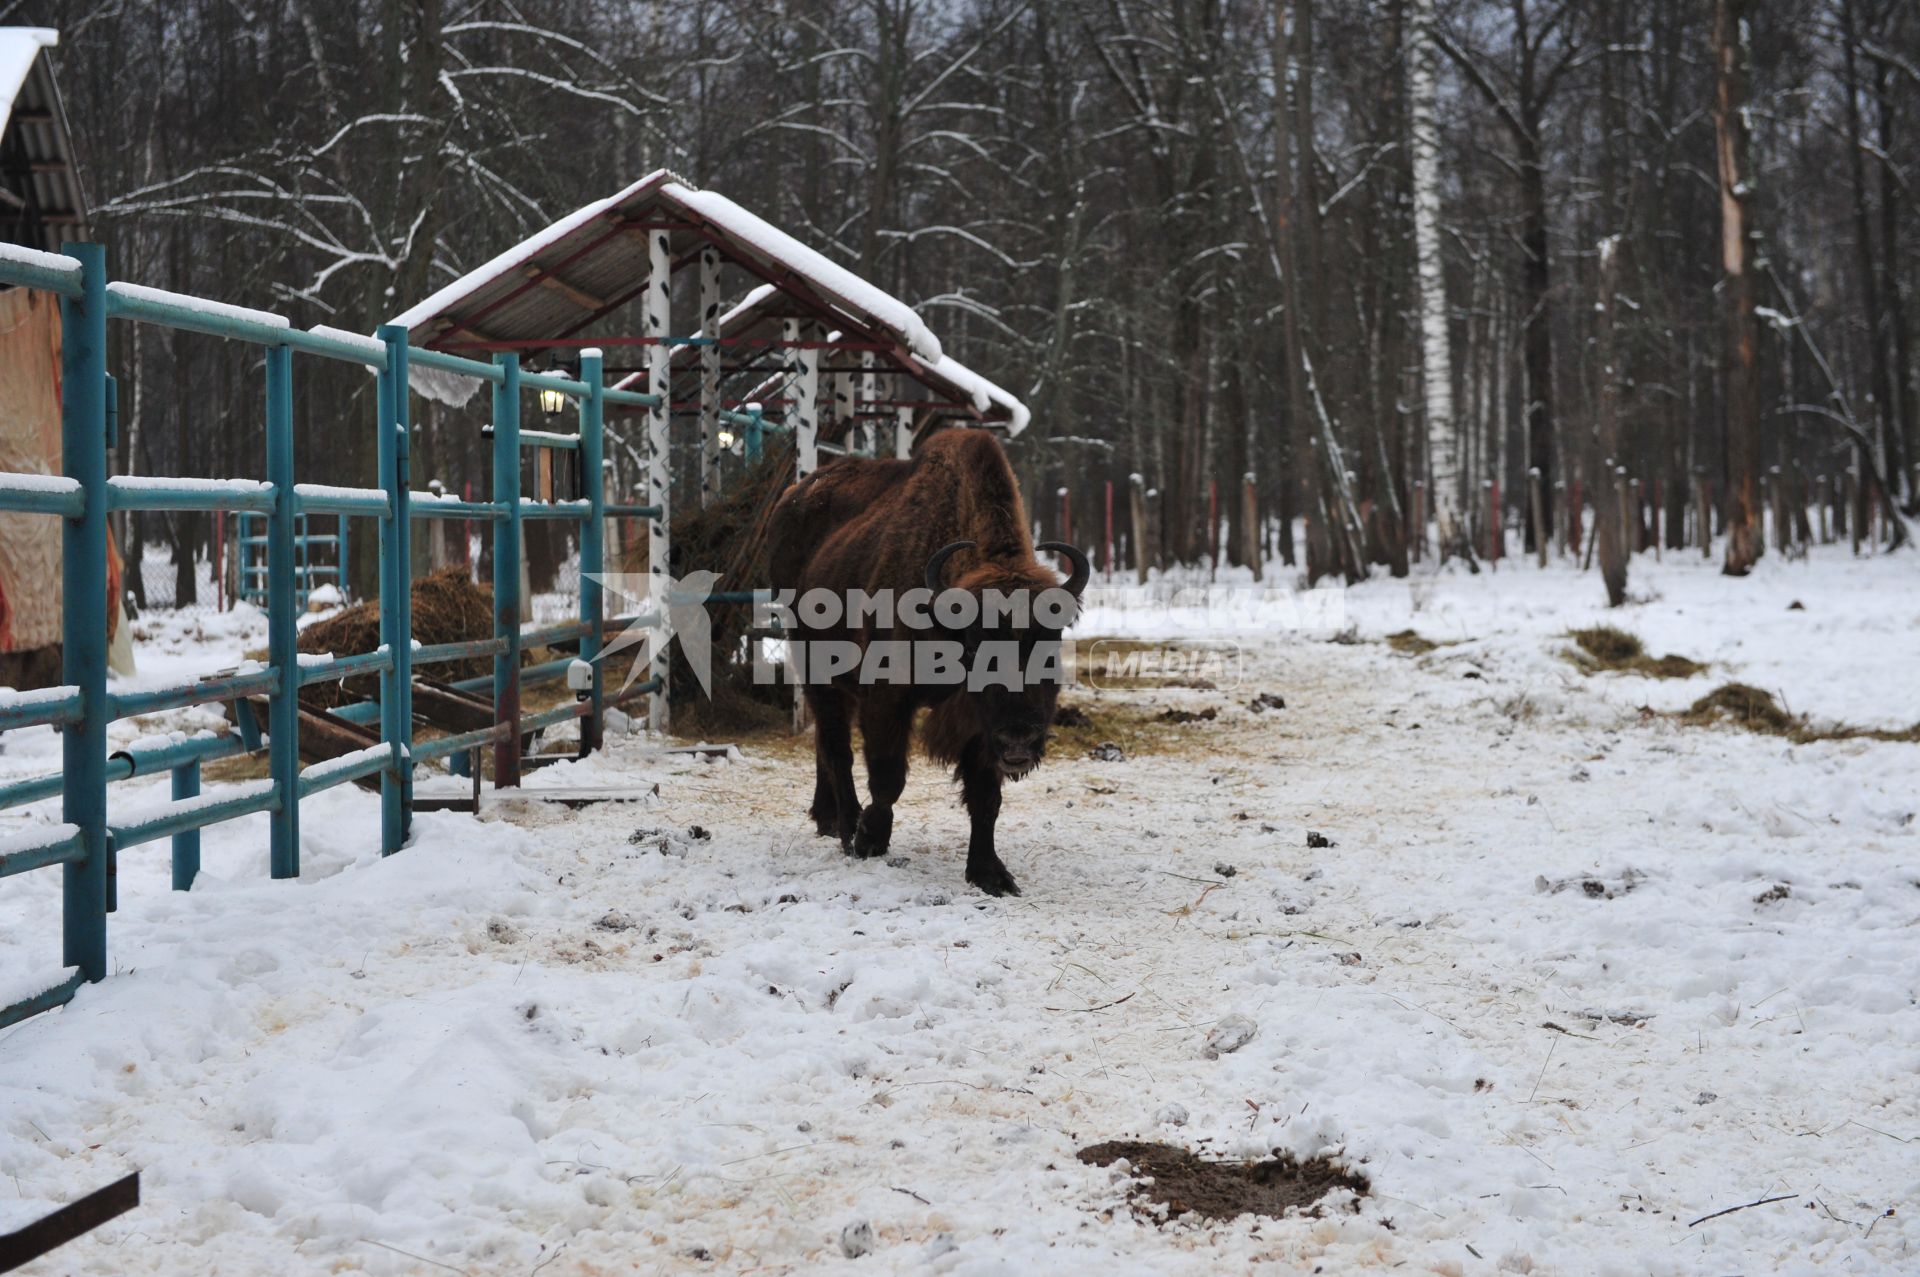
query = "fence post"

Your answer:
(265, 343), (301, 877)
(579, 348), (606, 754)
(171, 759), (201, 891)
(374, 326), (416, 845)
(646, 231), (673, 734)
(60, 241), (109, 983)
(493, 353), (523, 787)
